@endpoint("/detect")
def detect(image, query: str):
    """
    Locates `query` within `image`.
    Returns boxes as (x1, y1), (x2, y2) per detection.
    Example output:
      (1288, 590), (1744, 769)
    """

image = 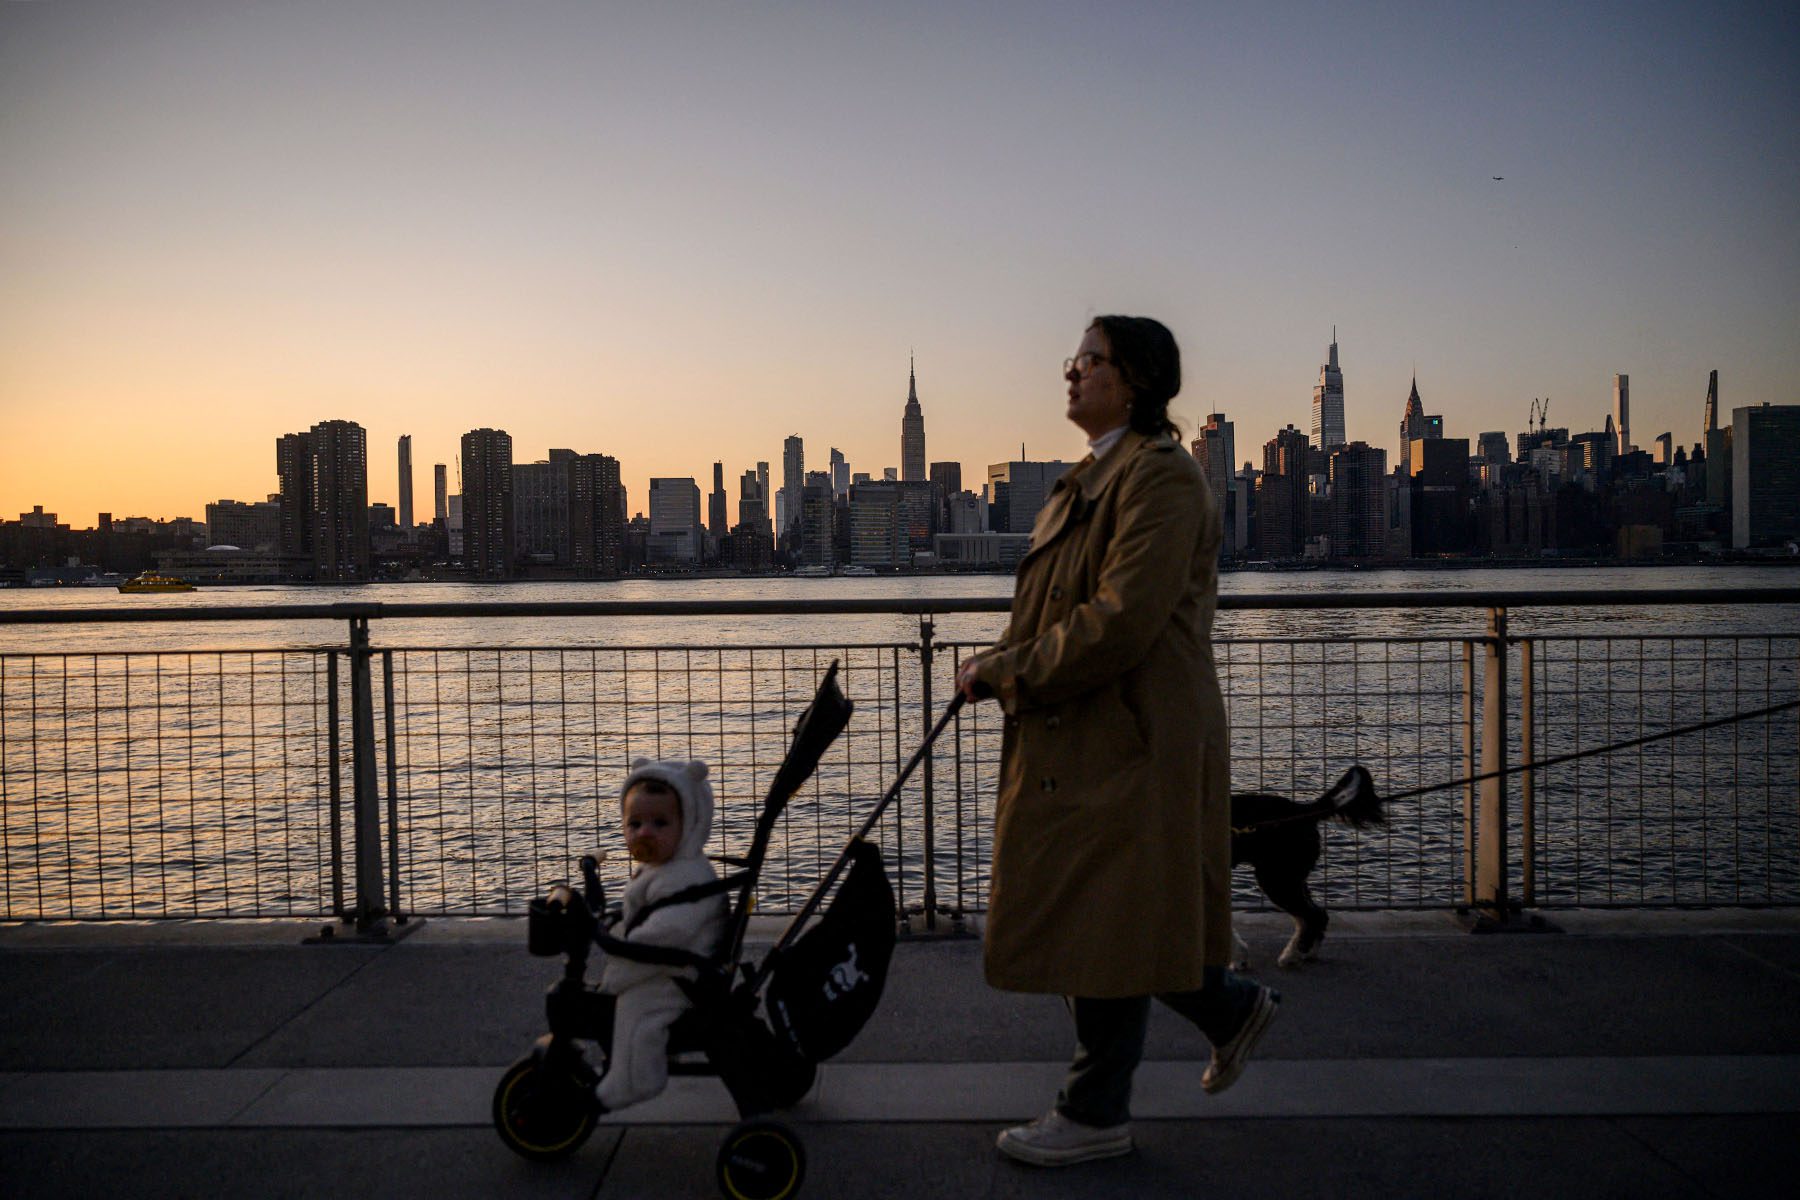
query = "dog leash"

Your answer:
(1230, 697), (1800, 835)
(1378, 696), (1800, 805)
